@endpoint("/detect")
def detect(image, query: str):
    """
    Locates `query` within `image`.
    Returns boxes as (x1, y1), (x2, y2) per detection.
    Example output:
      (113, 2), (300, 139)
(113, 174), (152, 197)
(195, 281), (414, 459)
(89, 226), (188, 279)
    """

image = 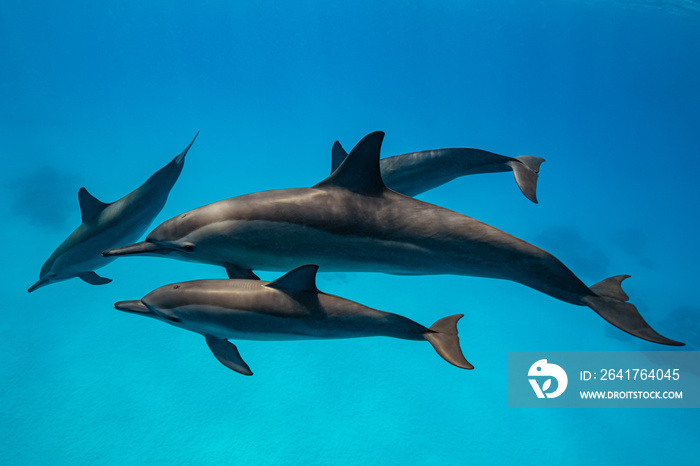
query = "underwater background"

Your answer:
(2, 1), (699, 464)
